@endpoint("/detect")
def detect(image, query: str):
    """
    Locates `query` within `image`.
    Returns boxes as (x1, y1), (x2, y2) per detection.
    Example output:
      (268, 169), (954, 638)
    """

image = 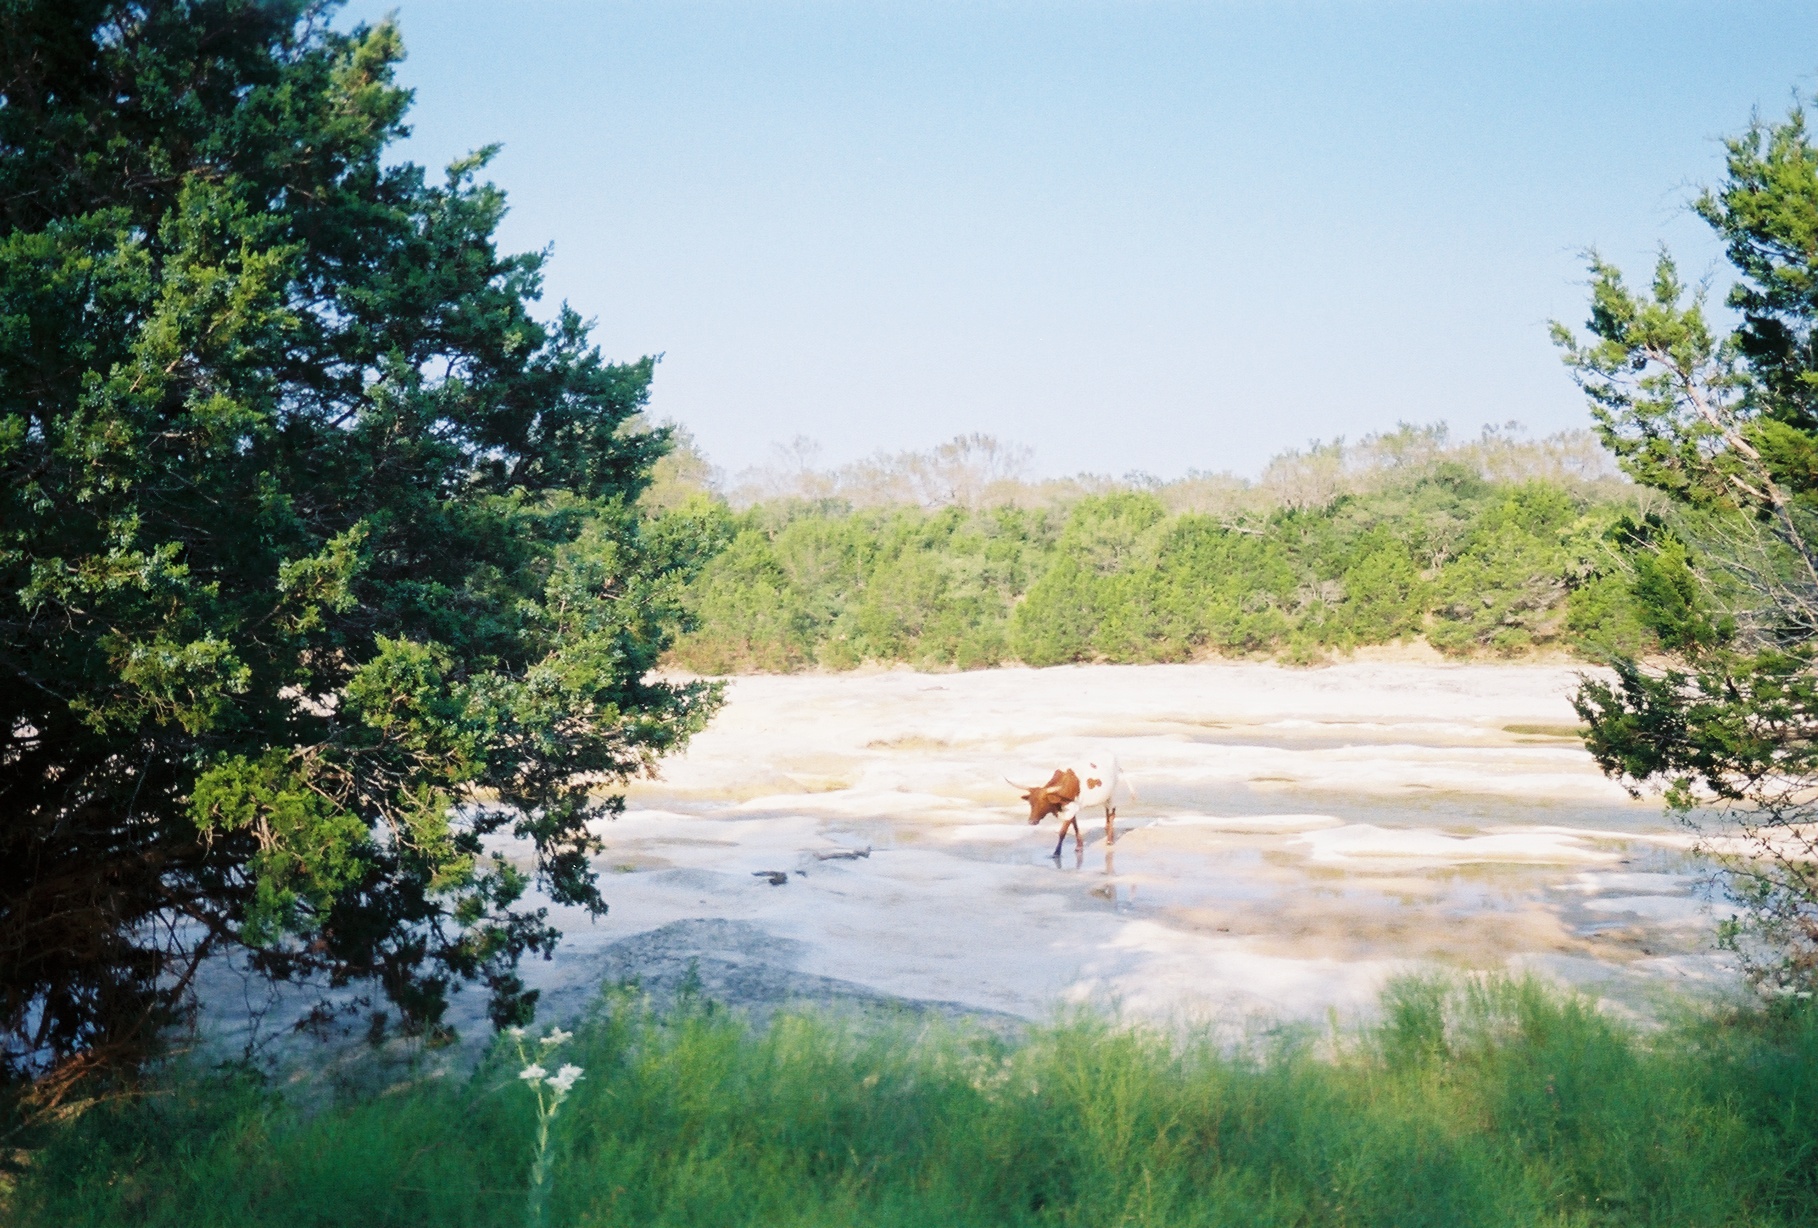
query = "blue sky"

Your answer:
(338, 1), (1817, 479)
